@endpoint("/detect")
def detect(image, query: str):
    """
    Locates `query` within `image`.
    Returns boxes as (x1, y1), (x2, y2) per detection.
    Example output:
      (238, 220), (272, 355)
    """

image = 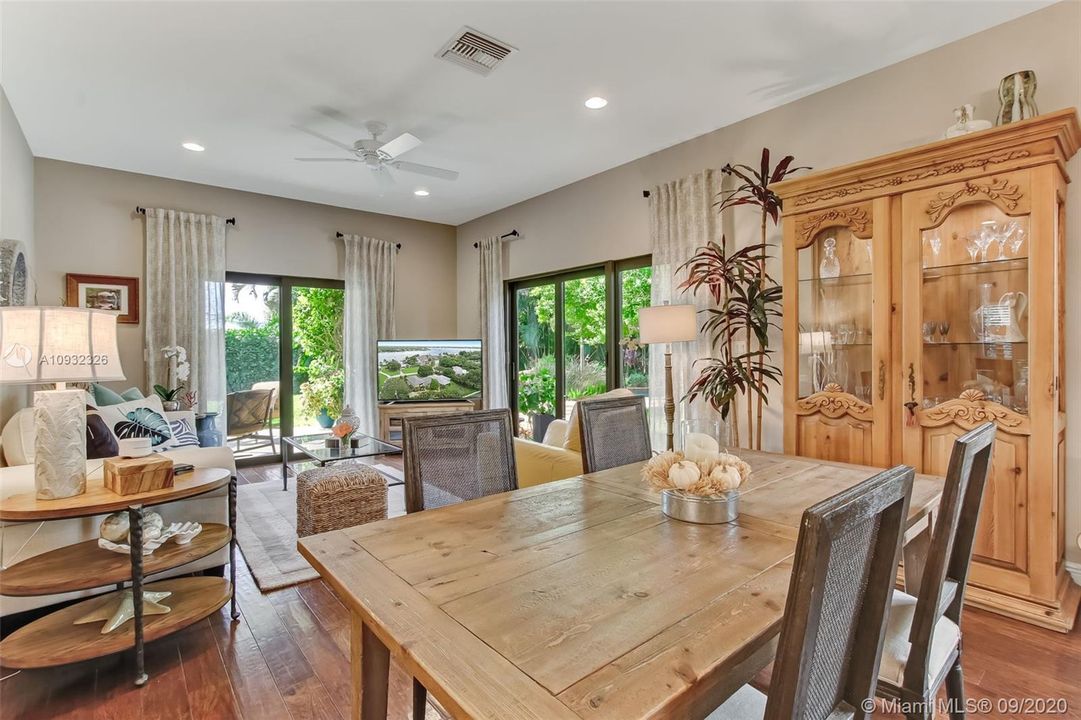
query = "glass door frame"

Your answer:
(226, 271), (345, 467)
(505, 254), (650, 433)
